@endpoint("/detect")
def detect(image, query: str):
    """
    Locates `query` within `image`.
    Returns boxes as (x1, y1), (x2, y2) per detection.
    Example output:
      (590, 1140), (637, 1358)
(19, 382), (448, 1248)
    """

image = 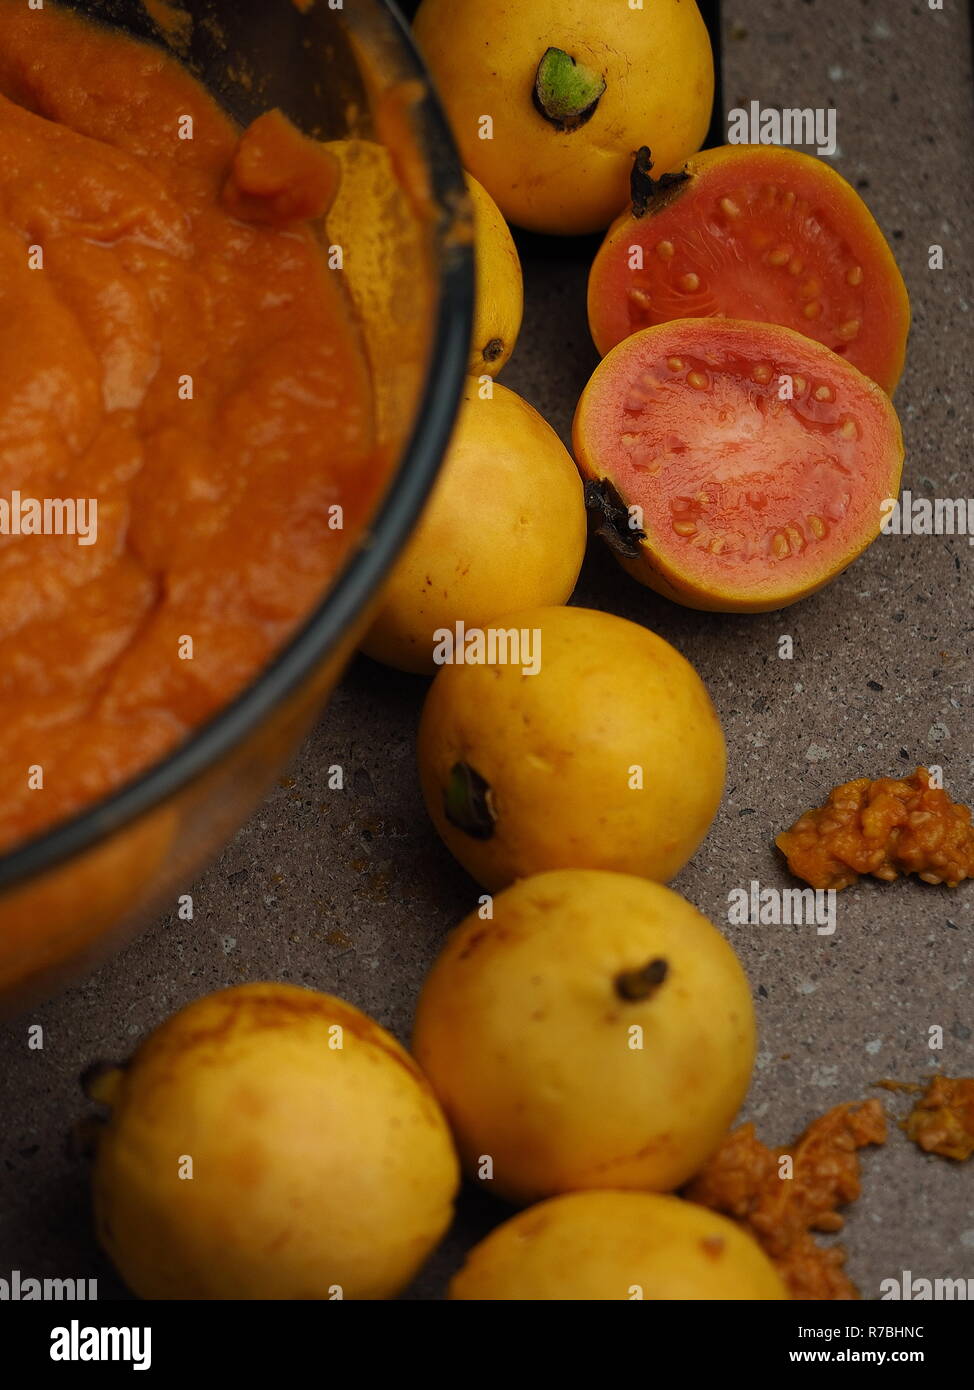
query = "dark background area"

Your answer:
(1, 0), (972, 1301)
